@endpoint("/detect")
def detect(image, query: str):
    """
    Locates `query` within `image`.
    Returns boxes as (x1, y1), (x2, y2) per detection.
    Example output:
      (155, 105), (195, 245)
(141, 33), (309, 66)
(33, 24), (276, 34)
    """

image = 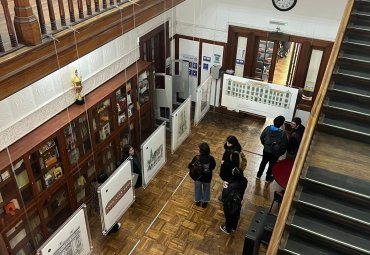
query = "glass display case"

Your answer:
(115, 87), (128, 126)
(91, 98), (113, 144)
(63, 114), (92, 165)
(73, 158), (96, 206)
(13, 160), (33, 206)
(96, 141), (117, 176)
(29, 138), (63, 192)
(256, 40), (274, 81)
(119, 128), (130, 158)
(42, 185), (71, 234)
(126, 82), (136, 118)
(137, 71), (150, 106)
